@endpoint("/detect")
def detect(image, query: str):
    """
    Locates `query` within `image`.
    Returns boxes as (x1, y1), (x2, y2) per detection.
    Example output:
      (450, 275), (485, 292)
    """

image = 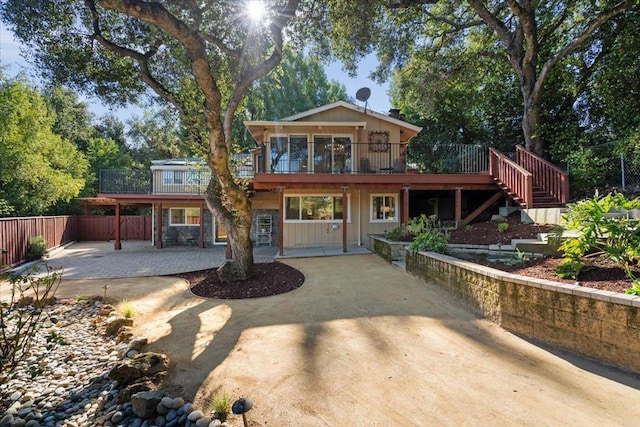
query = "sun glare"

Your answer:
(246, 1), (267, 22)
